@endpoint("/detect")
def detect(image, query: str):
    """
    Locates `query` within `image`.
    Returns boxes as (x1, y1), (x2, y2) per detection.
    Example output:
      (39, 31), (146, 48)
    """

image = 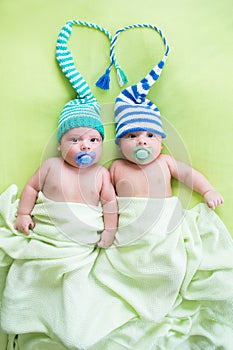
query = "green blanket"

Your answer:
(0, 185), (233, 349)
